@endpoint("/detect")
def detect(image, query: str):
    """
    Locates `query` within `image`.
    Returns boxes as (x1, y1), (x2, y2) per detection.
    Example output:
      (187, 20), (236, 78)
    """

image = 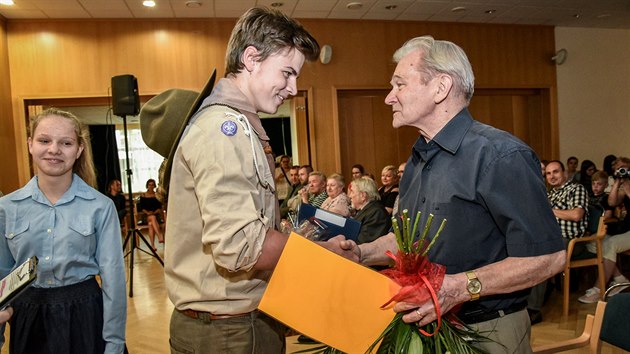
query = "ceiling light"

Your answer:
(143, 0), (156, 7)
(0, 0), (15, 5)
(573, 14), (580, 19)
(596, 13), (611, 19)
(270, 2), (284, 7)
(485, 9), (496, 14)
(385, 5), (397, 10)
(347, 2), (363, 10)
(185, 1), (202, 8)
(451, 6), (467, 13)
